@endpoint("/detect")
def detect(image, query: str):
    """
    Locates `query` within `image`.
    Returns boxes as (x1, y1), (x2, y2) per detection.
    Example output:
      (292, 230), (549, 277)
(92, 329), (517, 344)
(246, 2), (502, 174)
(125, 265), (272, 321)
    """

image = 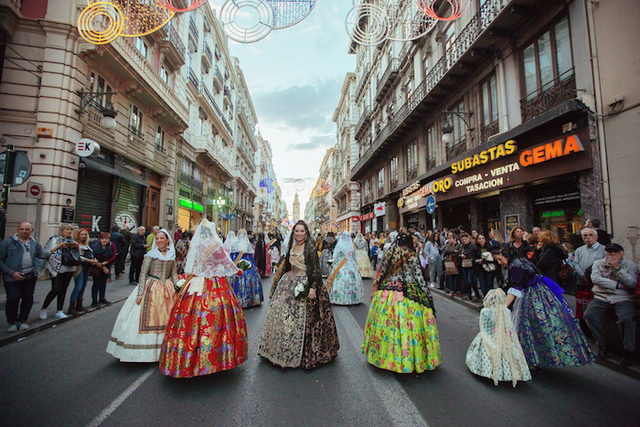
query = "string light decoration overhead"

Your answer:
(220, 0), (274, 43)
(77, 0), (208, 44)
(345, 3), (390, 46)
(156, 0), (207, 13)
(416, 0), (470, 22)
(269, 0), (317, 30)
